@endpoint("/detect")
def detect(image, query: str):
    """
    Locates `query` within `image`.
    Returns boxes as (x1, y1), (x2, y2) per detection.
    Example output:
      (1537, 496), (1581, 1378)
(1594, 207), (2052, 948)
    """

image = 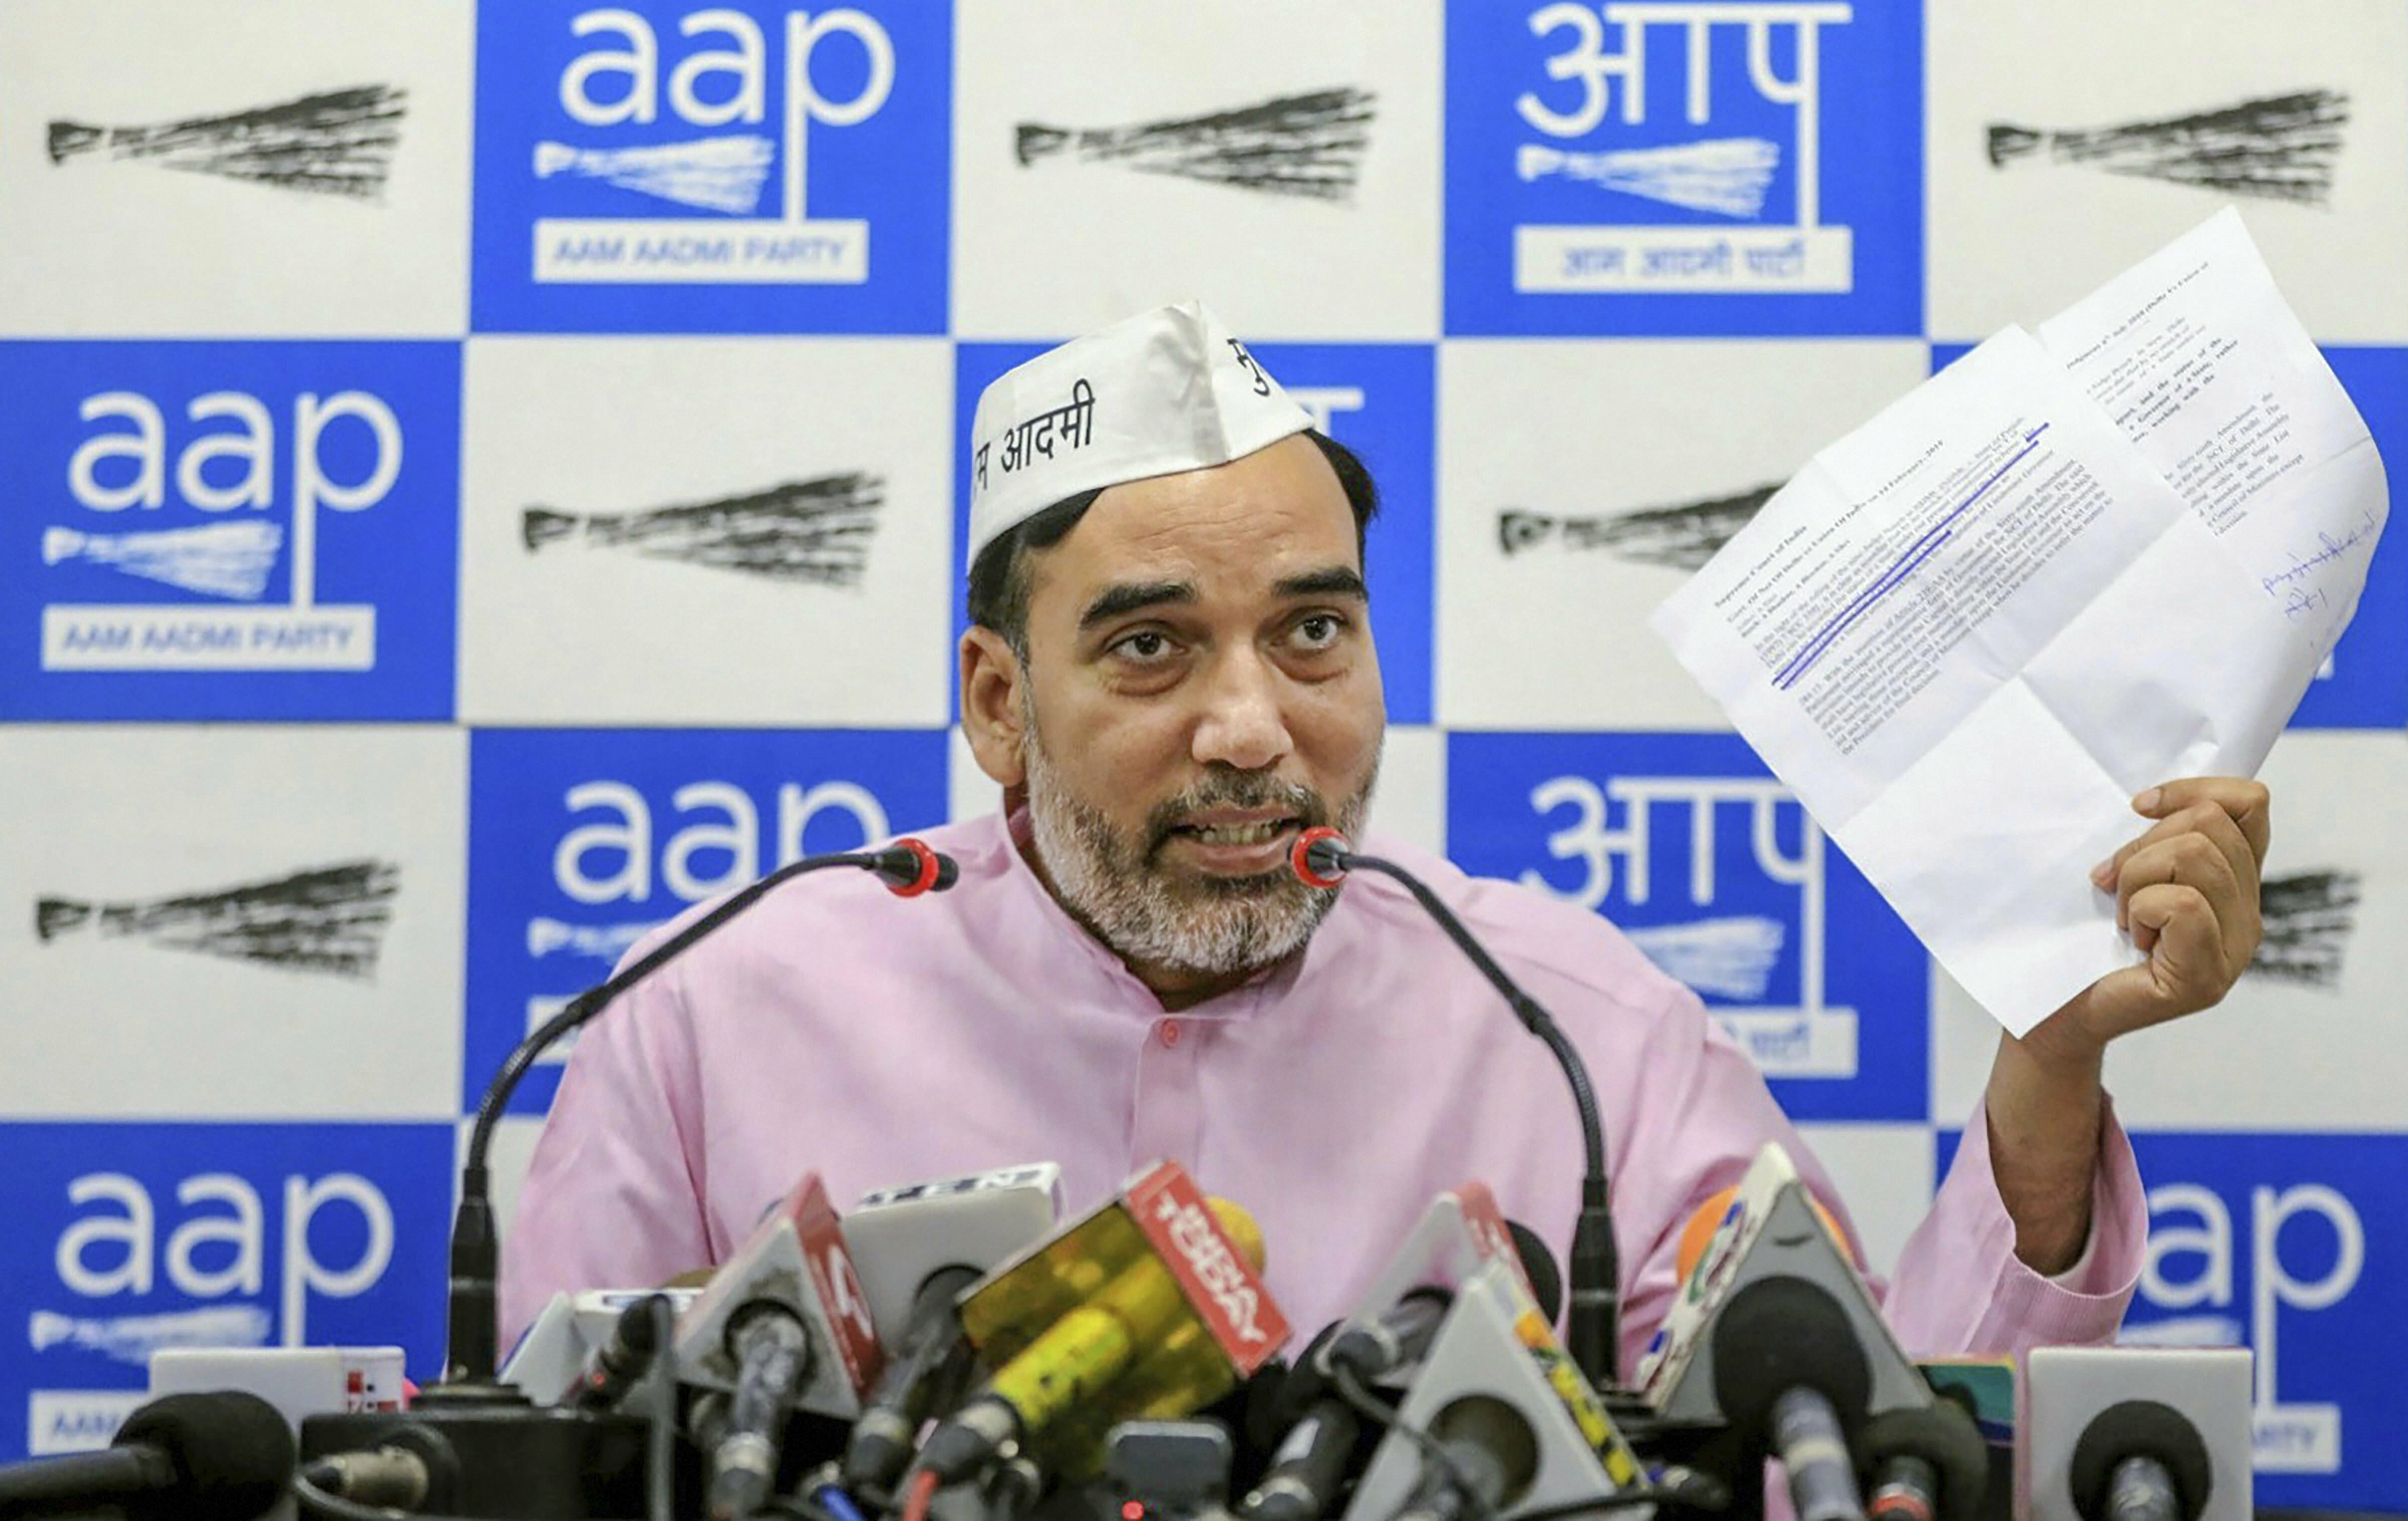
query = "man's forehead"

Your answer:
(1043, 440), (1358, 588)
